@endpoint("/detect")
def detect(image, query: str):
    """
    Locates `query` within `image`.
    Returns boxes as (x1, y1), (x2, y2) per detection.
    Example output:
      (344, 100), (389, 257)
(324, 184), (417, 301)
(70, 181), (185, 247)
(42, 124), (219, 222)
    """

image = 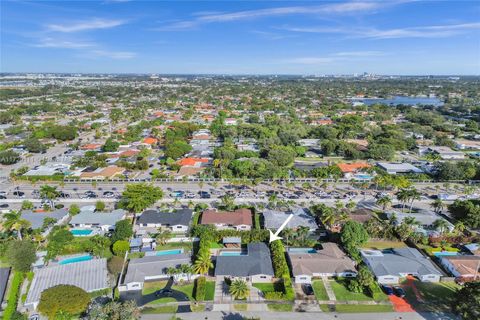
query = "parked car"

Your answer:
(59, 191), (70, 198)
(302, 283), (314, 296)
(381, 285), (394, 295)
(170, 191), (184, 198)
(13, 191), (25, 198)
(393, 286), (406, 298)
(83, 191), (98, 199)
(199, 191), (211, 199)
(155, 288), (173, 297)
(103, 191), (115, 198)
